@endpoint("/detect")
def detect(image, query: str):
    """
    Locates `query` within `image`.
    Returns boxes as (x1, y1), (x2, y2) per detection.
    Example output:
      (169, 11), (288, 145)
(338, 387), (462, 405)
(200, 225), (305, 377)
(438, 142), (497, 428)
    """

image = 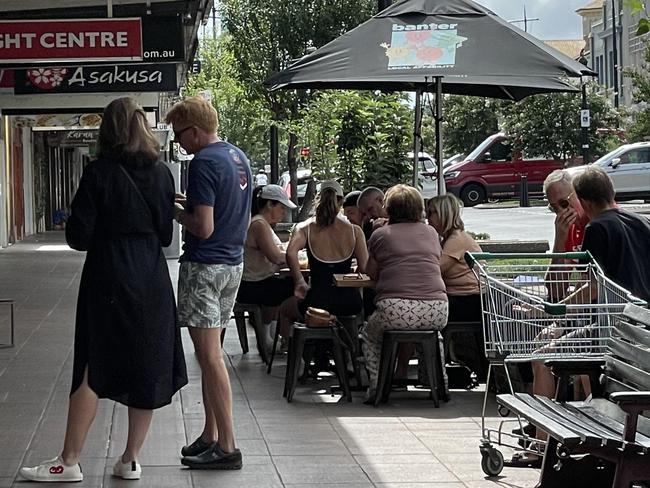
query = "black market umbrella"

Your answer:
(264, 0), (596, 191)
